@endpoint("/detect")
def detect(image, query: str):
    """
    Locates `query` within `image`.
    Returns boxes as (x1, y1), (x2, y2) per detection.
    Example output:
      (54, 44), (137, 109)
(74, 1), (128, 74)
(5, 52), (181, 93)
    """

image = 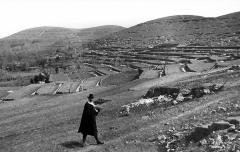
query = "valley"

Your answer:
(0, 11), (240, 152)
